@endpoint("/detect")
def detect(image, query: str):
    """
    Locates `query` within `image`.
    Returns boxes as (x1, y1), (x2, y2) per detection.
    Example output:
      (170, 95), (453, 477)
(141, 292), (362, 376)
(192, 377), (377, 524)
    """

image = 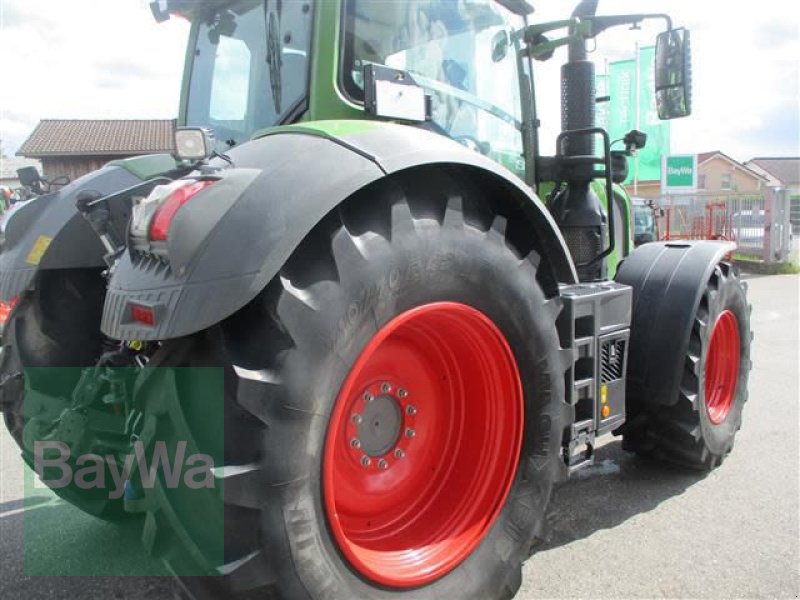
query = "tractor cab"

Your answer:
(178, 0), (314, 148)
(164, 0), (530, 175)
